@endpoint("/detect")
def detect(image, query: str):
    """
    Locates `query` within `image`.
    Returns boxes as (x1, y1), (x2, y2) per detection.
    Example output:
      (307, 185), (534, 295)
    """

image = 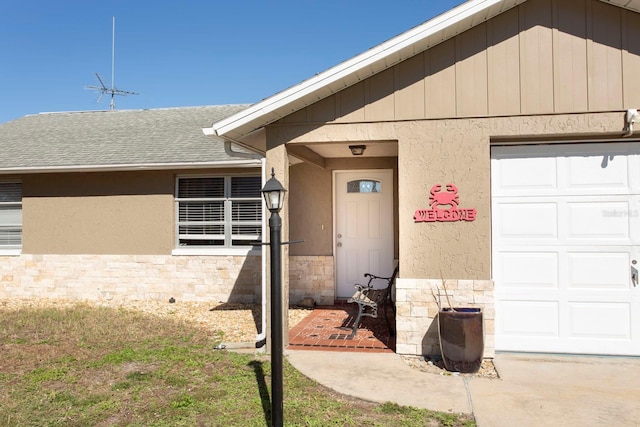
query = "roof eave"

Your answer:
(0, 160), (262, 175)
